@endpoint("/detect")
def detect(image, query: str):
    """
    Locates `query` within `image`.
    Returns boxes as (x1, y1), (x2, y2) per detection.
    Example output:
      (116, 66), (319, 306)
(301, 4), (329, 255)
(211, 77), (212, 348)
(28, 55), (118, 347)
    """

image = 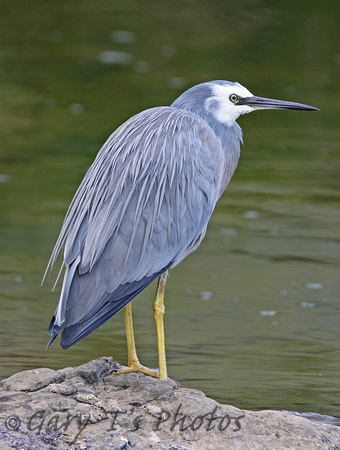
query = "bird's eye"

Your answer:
(229, 94), (239, 103)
